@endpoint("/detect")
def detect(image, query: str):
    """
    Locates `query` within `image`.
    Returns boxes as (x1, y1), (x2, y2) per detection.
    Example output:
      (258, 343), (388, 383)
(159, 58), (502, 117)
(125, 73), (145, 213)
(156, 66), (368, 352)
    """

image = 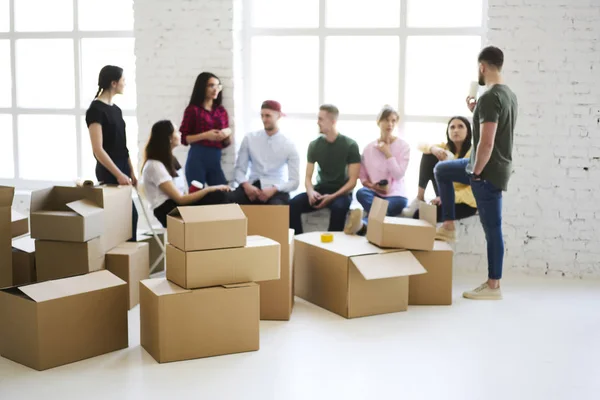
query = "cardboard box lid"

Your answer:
(18, 270), (125, 303)
(12, 236), (35, 253)
(294, 232), (385, 257)
(141, 278), (255, 297)
(351, 252), (427, 280)
(369, 197), (434, 228)
(108, 242), (149, 256)
(0, 186), (14, 207)
(11, 209), (27, 222)
(168, 204), (246, 223)
(432, 240), (453, 252)
(65, 199), (103, 217)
